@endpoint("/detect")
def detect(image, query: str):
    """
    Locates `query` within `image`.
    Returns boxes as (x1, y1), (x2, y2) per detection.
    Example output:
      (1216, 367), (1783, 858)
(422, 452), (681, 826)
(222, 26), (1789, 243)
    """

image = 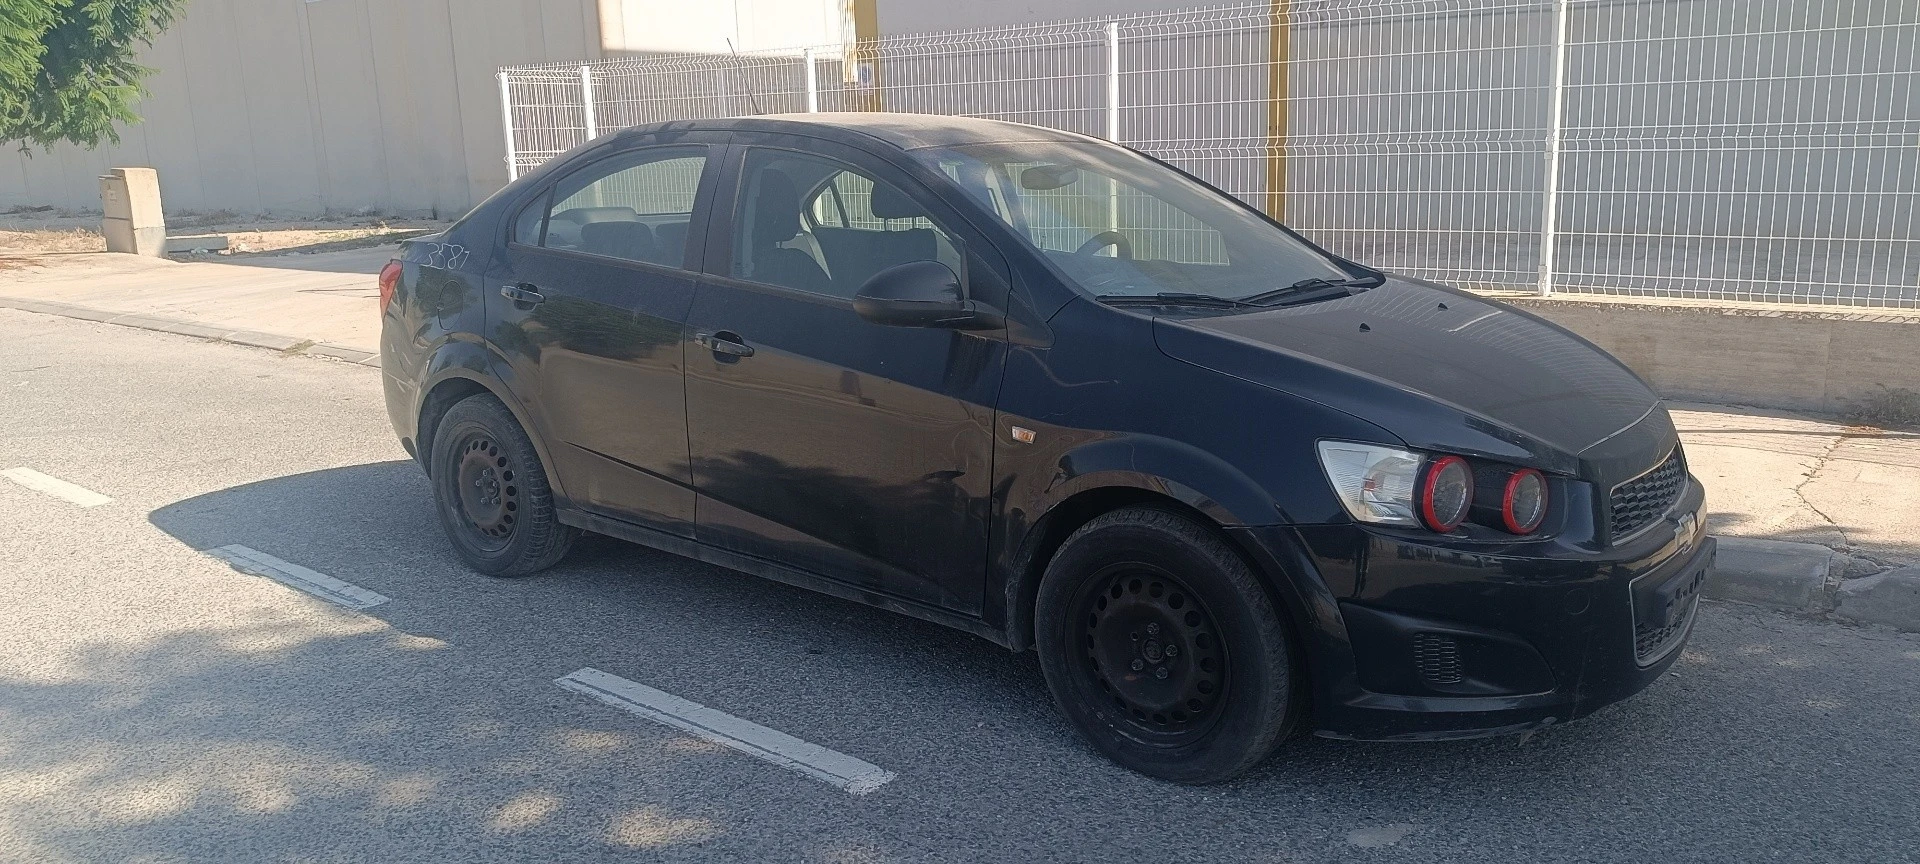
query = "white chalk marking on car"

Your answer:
(555, 667), (896, 795)
(1446, 309), (1505, 332)
(0, 467), (113, 507)
(207, 544), (390, 610)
